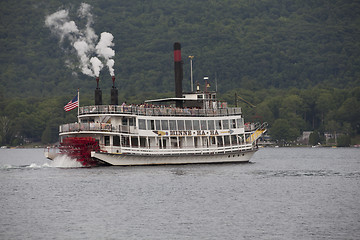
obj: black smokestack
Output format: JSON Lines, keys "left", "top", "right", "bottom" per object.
{"left": 95, "top": 77, "right": 102, "bottom": 105}
{"left": 111, "top": 76, "right": 118, "bottom": 105}
{"left": 174, "top": 42, "right": 183, "bottom": 108}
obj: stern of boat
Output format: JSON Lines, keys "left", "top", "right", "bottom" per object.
{"left": 58, "top": 137, "right": 103, "bottom": 166}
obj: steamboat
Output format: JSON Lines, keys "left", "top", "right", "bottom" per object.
{"left": 46, "top": 43, "right": 267, "bottom": 166}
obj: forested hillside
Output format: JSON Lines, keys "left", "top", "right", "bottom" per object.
{"left": 1, "top": 0, "right": 360, "bottom": 96}
{"left": 0, "top": 0, "right": 359, "bottom": 145}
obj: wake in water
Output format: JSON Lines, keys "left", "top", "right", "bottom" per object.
{"left": 47, "top": 154, "right": 84, "bottom": 168}
{"left": 1, "top": 154, "right": 83, "bottom": 169}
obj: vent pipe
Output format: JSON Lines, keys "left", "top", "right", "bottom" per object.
{"left": 110, "top": 76, "right": 118, "bottom": 105}
{"left": 95, "top": 77, "right": 102, "bottom": 105}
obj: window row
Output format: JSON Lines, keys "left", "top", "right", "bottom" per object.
{"left": 104, "top": 134, "right": 246, "bottom": 148}
{"left": 138, "top": 118, "right": 244, "bottom": 131}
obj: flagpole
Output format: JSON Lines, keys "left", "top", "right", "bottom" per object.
{"left": 77, "top": 88, "right": 80, "bottom": 123}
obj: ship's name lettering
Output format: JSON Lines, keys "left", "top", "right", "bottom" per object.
{"left": 196, "top": 130, "right": 219, "bottom": 136}
{"left": 169, "top": 130, "right": 219, "bottom": 136}
{"left": 170, "top": 130, "right": 192, "bottom": 136}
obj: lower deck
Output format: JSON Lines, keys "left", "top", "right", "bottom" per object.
{"left": 91, "top": 149, "right": 256, "bottom": 166}
{"left": 60, "top": 131, "right": 257, "bottom": 156}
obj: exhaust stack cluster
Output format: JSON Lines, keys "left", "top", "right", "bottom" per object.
{"left": 94, "top": 76, "right": 118, "bottom": 105}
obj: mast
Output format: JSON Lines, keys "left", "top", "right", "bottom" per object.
{"left": 189, "top": 55, "right": 194, "bottom": 92}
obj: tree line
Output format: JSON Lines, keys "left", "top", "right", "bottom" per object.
{"left": 0, "top": 86, "right": 358, "bottom": 146}
{"left": 1, "top": 0, "right": 359, "bottom": 145}
{"left": 223, "top": 86, "right": 360, "bottom": 146}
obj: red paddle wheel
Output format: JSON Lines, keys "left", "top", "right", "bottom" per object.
{"left": 59, "top": 137, "right": 101, "bottom": 166}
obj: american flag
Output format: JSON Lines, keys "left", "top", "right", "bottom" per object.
{"left": 64, "top": 94, "right": 79, "bottom": 112}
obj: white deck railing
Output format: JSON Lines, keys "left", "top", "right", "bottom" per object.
{"left": 59, "top": 122, "right": 265, "bottom": 135}
{"left": 79, "top": 105, "right": 242, "bottom": 117}
{"left": 59, "top": 122, "right": 131, "bottom": 134}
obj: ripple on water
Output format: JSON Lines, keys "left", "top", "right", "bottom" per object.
{"left": 251, "top": 169, "right": 360, "bottom": 178}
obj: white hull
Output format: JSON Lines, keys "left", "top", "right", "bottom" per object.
{"left": 91, "top": 150, "right": 256, "bottom": 166}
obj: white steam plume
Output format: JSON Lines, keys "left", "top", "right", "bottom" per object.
{"left": 96, "top": 32, "right": 115, "bottom": 76}
{"left": 73, "top": 40, "right": 94, "bottom": 76}
{"left": 90, "top": 57, "right": 104, "bottom": 77}
{"left": 45, "top": 9, "right": 79, "bottom": 42}
{"left": 45, "top": 3, "right": 115, "bottom": 78}
{"left": 106, "top": 59, "right": 115, "bottom": 76}
{"left": 45, "top": 7, "right": 96, "bottom": 77}
{"left": 78, "top": 3, "right": 97, "bottom": 50}
{"left": 74, "top": 2, "right": 99, "bottom": 76}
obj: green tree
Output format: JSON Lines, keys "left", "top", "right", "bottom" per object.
{"left": 309, "top": 131, "right": 321, "bottom": 146}
{"left": 337, "top": 135, "right": 351, "bottom": 147}
{"left": 270, "top": 119, "right": 299, "bottom": 144}
{"left": 0, "top": 116, "right": 12, "bottom": 145}
{"left": 337, "top": 97, "right": 360, "bottom": 135}
{"left": 316, "top": 91, "right": 335, "bottom": 126}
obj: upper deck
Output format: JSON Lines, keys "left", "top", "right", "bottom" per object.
{"left": 79, "top": 105, "right": 242, "bottom": 117}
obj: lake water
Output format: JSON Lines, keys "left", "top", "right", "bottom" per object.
{"left": 0, "top": 147, "right": 359, "bottom": 240}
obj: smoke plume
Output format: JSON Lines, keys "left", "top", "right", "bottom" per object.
{"left": 45, "top": 3, "right": 115, "bottom": 77}
{"left": 90, "top": 57, "right": 103, "bottom": 77}
{"left": 96, "top": 32, "right": 115, "bottom": 76}
{"left": 45, "top": 9, "right": 79, "bottom": 42}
